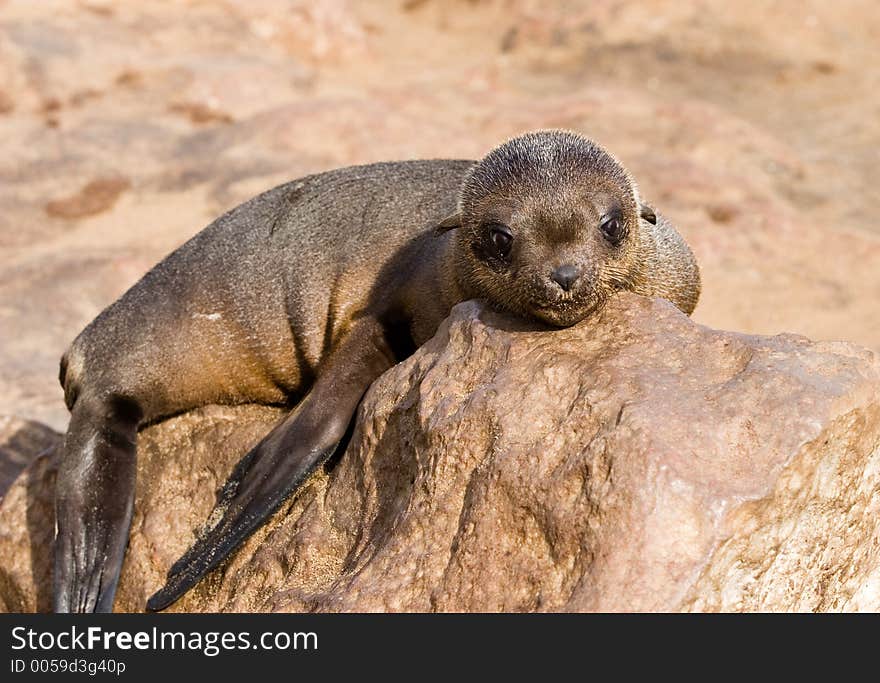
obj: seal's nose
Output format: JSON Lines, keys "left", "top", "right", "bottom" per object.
{"left": 550, "top": 264, "right": 581, "bottom": 291}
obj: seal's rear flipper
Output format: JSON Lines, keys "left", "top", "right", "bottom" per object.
{"left": 146, "top": 316, "right": 396, "bottom": 611}
{"left": 54, "top": 395, "right": 141, "bottom": 613}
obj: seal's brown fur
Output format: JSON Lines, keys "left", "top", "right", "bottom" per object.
{"left": 55, "top": 130, "right": 700, "bottom": 612}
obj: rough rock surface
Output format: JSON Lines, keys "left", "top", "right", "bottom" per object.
{"left": 1, "top": 294, "right": 878, "bottom": 613}
{"left": 0, "top": 417, "right": 60, "bottom": 499}
{"left": 2, "top": 0, "right": 880, "bottom": 431}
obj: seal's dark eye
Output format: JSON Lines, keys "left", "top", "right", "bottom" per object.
{"left": 489, "top": 224, "right": 513, "bottom": 258}
{"left": 600, "top": 215, "right": 625, "bottom": 245}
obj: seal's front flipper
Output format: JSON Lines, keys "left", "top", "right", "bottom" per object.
{"left": 146, "top": 316, "right": 396, "bottom": 612}
{"left": 54, "top": 395, "right": 141, "bottom": 613}
{"left": 146, "top": 410, "right": 338, "bottom": 612}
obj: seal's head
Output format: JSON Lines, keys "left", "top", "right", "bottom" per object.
{"left": 441, "top": 130, "right": 650, "bottom": 327}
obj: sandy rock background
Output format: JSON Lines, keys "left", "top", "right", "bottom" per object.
{"left": 1, "top": 1, "right": 880, "bottom": 612}
{"left": 0, "top": 0, "right": 879, "bottom": 431}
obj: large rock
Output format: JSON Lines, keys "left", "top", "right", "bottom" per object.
{"left": 1, "top": 294, "right": 879, "bottom": 612}
{"left": 3, "top": 1, "right": 880, "bottom": 431}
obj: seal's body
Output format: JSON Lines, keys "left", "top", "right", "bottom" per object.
{"left": 53, "top": 131, "right": 700, "bottom": 612}
{"left": 60, "top": 160, "right": 469, "bottom": 421}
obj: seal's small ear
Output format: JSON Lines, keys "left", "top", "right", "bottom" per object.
{"left": 434, "top": 212, "right": 462, "bottom": 234}
{"left": 639, "top": 203, "right": 657, "bottom": 225}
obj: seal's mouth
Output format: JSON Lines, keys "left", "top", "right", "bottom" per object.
{"left": 529, "top": 298, "right": 603, "bottom": 328}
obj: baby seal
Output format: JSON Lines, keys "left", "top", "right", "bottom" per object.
{"left": 52, "top": 130, "right": 700, "bottom": 612}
